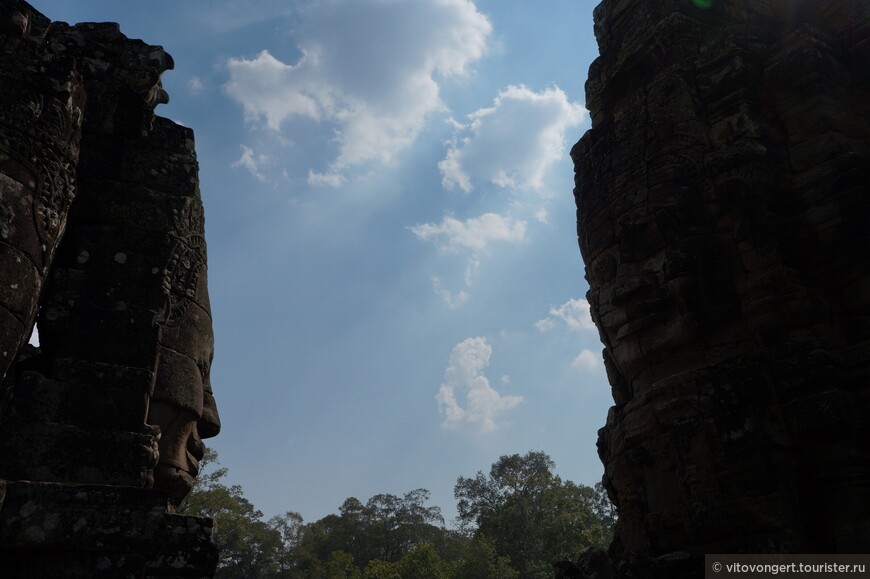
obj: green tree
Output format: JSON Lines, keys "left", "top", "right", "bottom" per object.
{"left": 181, "top": 449, "right": 613, "bottom": 578}
{"left": 363, "top": 543, "right": 452, "bottom": 579}
{"left": 179, "top": 449, "right": 298, "bottom": 578}
{"left": 452, "top": 536, "right": 518, "bottom": 579}
{"left": 300, "top": 489, "right": 445, "bottom": 569}
{"left": 304, "top": 551, "right": 362, "bottom": 579}
{"left": 592, "top": 481, "right": 617, "bottom": 546}
{"left": 366, "top": 490, "right": 445, "bottom": 561}
{"left": 454, "top": 451, "right": 610, "bottom": 578}
{"left": 362, "top": 558, "right": 402, "bottom": 579}
{"left": 266, "top": 511, "right": 308, "bottom": 575}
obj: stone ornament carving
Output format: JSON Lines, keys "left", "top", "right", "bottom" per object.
{"left": 0, "top": 3, "right": 84, "bottom": 383}
{"left": 161, "top": 197, "right": 207, "bottom": 327}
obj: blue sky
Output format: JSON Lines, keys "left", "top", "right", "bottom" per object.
{"left": 36, "top": 0, "right": 605, "bottom": 525}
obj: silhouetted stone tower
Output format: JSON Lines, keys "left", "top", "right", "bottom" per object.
{"left": 0, "top": 1, "right": 220, "bottom": 575}
{"left": 573, "top": 0, "right": 869, "bottom": 571}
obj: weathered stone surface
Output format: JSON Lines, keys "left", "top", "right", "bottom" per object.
{"left": 0, "top": 0, "right": 84, "bottom": 384}
{"left": 0, "top": 481, "right": 217, "bottom": 577}
{"left": 573, "top": 0, "right": 870, "bottom": 570}
{"left": 573, "top": 547, "right": 699, "bottom": 579}
{"left": 0, "top": 1, "right": 220, "bottom": 575}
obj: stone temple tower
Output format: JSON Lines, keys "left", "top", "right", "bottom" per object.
{"left": 0, "top": 1, "right": 220, "bottom": 575}
{"left": 573, "top": 0, "right": 869, "bottom": 571}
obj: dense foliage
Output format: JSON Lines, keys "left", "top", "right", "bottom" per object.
{"left": 455, "top": 451, "right": 614, "bottom": 578}
{"left": 181, "top": 449, "right": 615, "bottom": 578}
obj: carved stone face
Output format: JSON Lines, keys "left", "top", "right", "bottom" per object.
{"left": 146, "top": 197, "right": 220, "bottom": 505}
{"left": 587, "top": 180, "right": 750, "bottom": 393}
{"left": 148, "top": 294, "right": 220, "bottom": 505}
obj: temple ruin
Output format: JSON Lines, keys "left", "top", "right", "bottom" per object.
{"left": 573, "top": 0, "right": 869, "bottom": 574}
{"left": 2, "top": 0, "right": 869, "bottom": 576}
{"left": 0, "top": 1, "right": 219, "bottom": 575}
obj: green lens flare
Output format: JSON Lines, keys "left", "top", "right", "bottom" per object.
{"left": 691, "top": 0, "right": 714, "bottom": 8}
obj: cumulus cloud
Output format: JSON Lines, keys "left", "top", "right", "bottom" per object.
{"left": 436, "top": 337, "right": 522, "bottom": 433}
{"left": 572, "top": 349, "right": 599, "bottom": 371}
{"left": 536, "top": 298, "right": 596, "bottom": 333}
{"left": 439, "top": 84, "right": 586, "bottom": 192}
{"left": 231, "top": 145, "right": 270, "bottom": 182}
{"left": 409, "top": 213, "right": 526, "bottom": 254}
{"left": 225, "top": 0, "right": 491, "bottom": 179}
{"left": 534, "top": 317, "right": 556, "bottom": 333}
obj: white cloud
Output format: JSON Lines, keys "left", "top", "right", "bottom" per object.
{"left": 231, "top": 145, "right": 269, "bottom": 182}
{"left": 536, "top": 298, "right": 596, "bottom": 333}
{"left": 534, "top": 318, "right": 557, "bottom": 333}
{"left": 307, "top": 170, "right": 345, "bottom": 188}
{"left": 409, "top": 213, "right": 526, "bottom": 254}
{"left": 412, "top": 213, "right": 524, "bottom": 307}
{"left": 188, "top": 76, "right": 204, "bottom": 95}
{"left": 432, "top": 276, "right": 469, "bottom": 309}
{"left": 436, "top": 337, "right": 522, "bottom": 433}
{"left": 572, "top": 349, "right": 599, "bottom": 371}
{"left": 225, "top": 0, "right": 491, "bottom": 179}
{"left": 439, "top": 84, "right": 586, "bottom": 192}
{"left": 534, "top": 207, "right": 549, "bottom": 224}
{"left": 464, "top": 258, "right": 480, "bottom": 287}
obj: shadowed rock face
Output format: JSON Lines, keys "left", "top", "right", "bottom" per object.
{"left": 0, "top": 11, "right": 220, "bottom": 504}
{"left": 0, "top": 1, "right": 219, "bottom": 574}
{"left": 0, "top": 2, "right": 83, "bottom": 386}
{"left": 573, "top": 0, "right": 869, "bottom": 561}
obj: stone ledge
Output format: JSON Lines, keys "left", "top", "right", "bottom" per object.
{"left": 0, "top": 480, "right": 217, "bottom": 577}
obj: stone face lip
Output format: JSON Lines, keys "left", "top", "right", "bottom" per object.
{"left": 573, "top": 0, "right": 870, "bottom": 571}
{"left": 0, "top": 0, "right": 219, "bottom": 575}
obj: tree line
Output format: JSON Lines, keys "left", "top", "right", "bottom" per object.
{"left": 179, "top": 449, "right": 616, "bottom": 578}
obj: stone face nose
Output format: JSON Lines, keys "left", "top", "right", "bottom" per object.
{"left": 574, "top": 0, "right": 870, "bottom": 565}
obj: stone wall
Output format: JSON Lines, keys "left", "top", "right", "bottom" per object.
{"left": 0, "top": 1, "right": 219, "bottom": 575}
{"left": 572, "top": 0, "right": 869, "bottom": 570}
